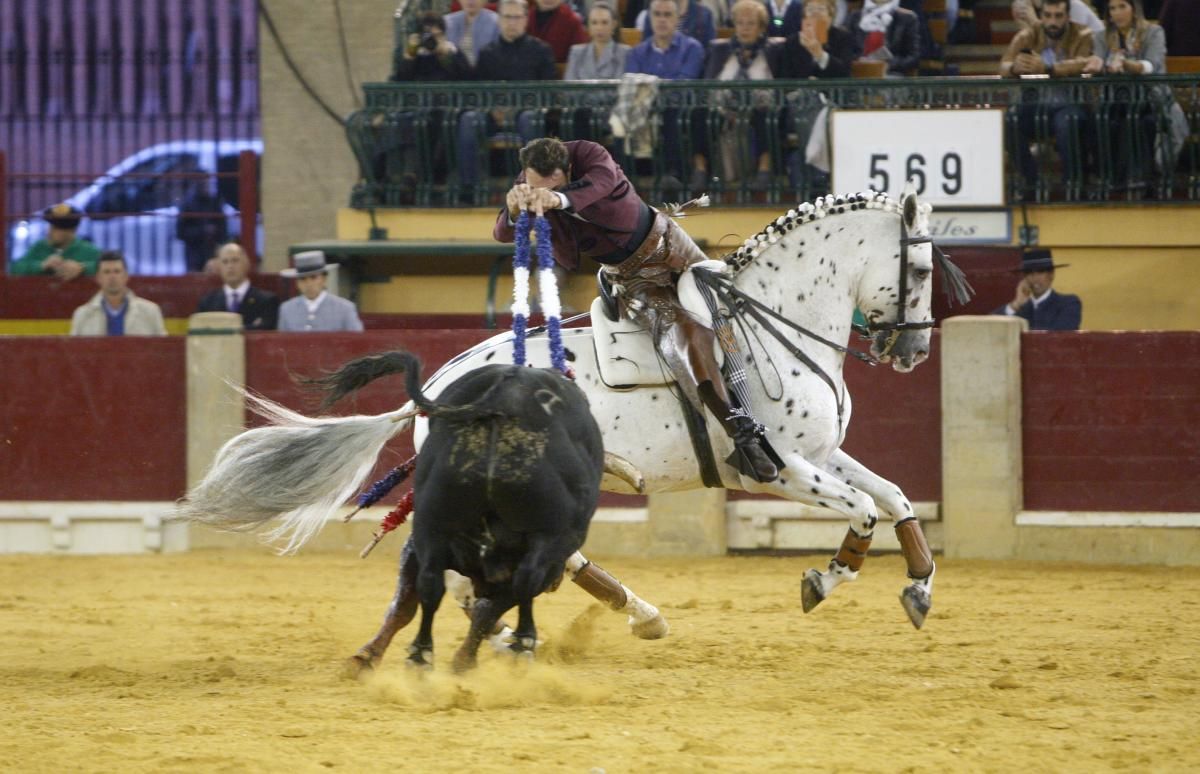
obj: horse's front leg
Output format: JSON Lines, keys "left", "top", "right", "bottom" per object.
{"left": 822, "top": 449, "right": 935, "bottom": 629}
{"left": 346, "top": 535, "right": 420, "bottom": 678}
{"left": 769, "top": 455, "right": 882, "bottom": 614}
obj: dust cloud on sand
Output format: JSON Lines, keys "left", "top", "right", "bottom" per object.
{"left": 1, "top": 551, "right": 1198, "bottom": 772}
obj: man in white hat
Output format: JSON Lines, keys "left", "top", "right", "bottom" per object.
{"left": 278, "top": 251, "right": 364, "bottom": 332}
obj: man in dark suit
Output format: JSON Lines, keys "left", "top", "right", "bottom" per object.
{"left": 993, "top": 248, "right": 1082, "bottom": 330}
{"left": 196, "top": 242, "right": 279, "bottom": 330}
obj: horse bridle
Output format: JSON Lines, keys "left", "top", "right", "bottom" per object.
{"left": 852, "top": 215, "right": 937, "bottom": 359}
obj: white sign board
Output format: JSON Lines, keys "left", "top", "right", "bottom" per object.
{"left": 928, "top": 210, "right": 1011, "bottom": 244}
{"left": 831, "top": 110, "right": 1005, "bottom": 207}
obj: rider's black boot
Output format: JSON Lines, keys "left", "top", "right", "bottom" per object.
{"left": 725, "top": 414, "right": 779, "bottom": 483}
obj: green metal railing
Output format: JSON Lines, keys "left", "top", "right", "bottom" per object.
{"left": 346, "top": 76, "right": 1200, "bottom": 208}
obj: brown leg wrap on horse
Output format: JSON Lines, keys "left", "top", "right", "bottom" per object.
{"left": 833, "top": 528, "right": 873, "bottom": 572}
{"left": 895, "top": 518, "right": 934, "bottom": 580}
{"left": 571, "top": 561, "right": 629, "bottom": 611}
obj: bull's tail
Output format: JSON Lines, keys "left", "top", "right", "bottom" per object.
{"left": 176, "top": 389, "right": 417, "bottom": 554}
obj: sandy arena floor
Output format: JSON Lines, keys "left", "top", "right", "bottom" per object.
{"left": 1, "top": 549, "right": 1198, "bottom": 773}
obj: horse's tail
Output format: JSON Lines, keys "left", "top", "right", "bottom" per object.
{"left": 176, "top": 388, "right": 418, "bottom": 554}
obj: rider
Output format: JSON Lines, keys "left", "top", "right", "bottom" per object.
{"left": 494, "top": 137, "right": 778, "bottom": 482}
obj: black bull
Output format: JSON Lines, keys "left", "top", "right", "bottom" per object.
{"left": 352, "top": 353, "right": 605, "bottom": 672}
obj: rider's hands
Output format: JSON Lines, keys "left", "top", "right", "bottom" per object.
{"left": 506, "top": 184, "right": 562, "bottom": 219}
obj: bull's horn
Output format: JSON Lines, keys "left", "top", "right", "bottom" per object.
{"left": 603, "top": 451, "right": 645, "bottom": 494}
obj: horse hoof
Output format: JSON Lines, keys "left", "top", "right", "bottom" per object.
{"left": 341, "top": 653, "right": 376, "bottom": 681}
{"left": 801, "top": 569, "right": 825, "bottom": 613}
{"left": 630, "top": 613, "right": 670, "bottom": 640}
{"left": 900, "top": 585, "right": 931, "bottom": 629}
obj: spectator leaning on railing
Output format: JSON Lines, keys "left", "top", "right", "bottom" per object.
{"left": 845, "top": 0, "right": 921, "bottom": 77}
{"left": 10, "top": 204, "right": 101, "bottom": 280}
{"left": 1001, "top": 0, "right": 1100, "bottom": 195}
{"left": 456, "top": 0, "right": 558, "bottom": 203}
{"left": 69, "top": 251, "right": 166, "bottom": 336}
{"left": 624, "top": 0, "right": 706, "bottom": 195}
{"left": 694, "top": 0, "right": 786, "bottom": 192}
{"left": 1093, "top": 0, "right": 1168, "bottom": 185}
{"left": 445, "top": 0, "right": 501, "bottom": 66}
{"left": 529, "top": 0, "right": 591, "bottom": 63}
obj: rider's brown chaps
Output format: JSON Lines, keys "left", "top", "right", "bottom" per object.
{"left": 607, "top": 212, "right": 778, "bottom": 483}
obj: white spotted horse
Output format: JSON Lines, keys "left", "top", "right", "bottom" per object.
{"left": 180, "top": 185, "right": 970, "bottom": 636}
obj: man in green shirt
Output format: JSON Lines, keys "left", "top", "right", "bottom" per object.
{"left": 9, "top": 204, "right": 102, "bottom": 279}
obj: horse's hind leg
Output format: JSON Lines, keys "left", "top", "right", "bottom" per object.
{"left": 346, "top": 535, "right": 420, "bottom": 677}
{"left": 566, "top": 552, "right": 669, "bottom": 639}
{"left": 822, "top": 449, "right": 935, "bottom": 629}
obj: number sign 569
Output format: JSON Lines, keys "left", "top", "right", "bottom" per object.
{"left": 868, "top": 152, "right": 962, "bottom": 196}
{"left": 832, "top": 110, "right": 1004, "bottom": 207}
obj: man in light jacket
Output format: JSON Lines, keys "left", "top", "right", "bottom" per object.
{"left": 70, "top": 251, "right": 167, "bottom": 336}
{"left": 278, "top": 251, "right": 364, "bottom": 332}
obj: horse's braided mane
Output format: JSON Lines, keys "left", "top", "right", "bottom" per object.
{"left": 722, "top": 191, "right": 903, "bottom": 275}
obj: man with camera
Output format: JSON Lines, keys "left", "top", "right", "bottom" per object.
{"left": 1000, "top": 0, "right": 1101, "bottom": 198}
{"left": 387, "top": 12, "right": 472, "bottom": 203}
{"left": 391, "top": 11, "right": 472, "bottom": 82}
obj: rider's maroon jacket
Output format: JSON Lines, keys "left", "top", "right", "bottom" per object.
{"left": 493, "top": 140, "right": 647, "bottom": 271}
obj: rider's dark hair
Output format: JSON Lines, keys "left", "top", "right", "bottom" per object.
{"left": 519, "top": 138, "right": 570, "bottom": 177}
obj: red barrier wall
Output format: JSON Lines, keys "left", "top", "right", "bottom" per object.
{"left": 0, "top": 338, "right": 186, "bottom": 500}
{"left": 1022, "top": 332, "right": 1200, "bottom": 512}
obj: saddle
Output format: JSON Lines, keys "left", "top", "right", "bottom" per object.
{"left": 590, "top": 260, "right": 728, "bottom": 389}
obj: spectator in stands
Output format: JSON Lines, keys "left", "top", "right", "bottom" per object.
{"left": 457, "top": 0, "right": 558, "bottom": 204}
{"left": 637, "top": 0, "right": 717, "bottom": 46}
{"left": 529, "top": 0, "right": 591, "bottom": 62}
{"left": 390, "top": 12, "right": 473, "bottom": 200}
{"left": 1001, "top": 0, "right": 1100, "bottom": 196}
{"left": 778, "top": 0, "right": 855, "bottom": 78}
{"left": 69, "top": 251, "right": 166, "bottom": 336}
{"left": 1159, "top": 0, "right": 1200, "bottom": 55}
{"left": 445, "top": 0, "right": 501, "bottom": 66}
{"left": 846, "top": 0, "right": 921, "bottom": 76}
{"left": 278, "top": 252, "right": 364, "bottom": 332}
{"left": 770, "top": 0, "right": 804, "bottom": 36}
{"left": 1012, "top": 0, "right": 1103, "bottom": 37}
{"left": 565, "top": 3, "right": 631, "bottom": 78}
{"left": 196, "top": 242, "right": 279, "bottom": 330}
{"left": 693, "top": 0, "right": 786, "bottom": 192}
{"left": 10, "top": 204, "right": 101, "bottom": 280}
{"left": 993, "top": 248, "right": 1082, "bottom": 330}
{"left": 626, "top": 0, "right": 706, "bottom": 194}
{"left": 1094, "top": 0, "right": 1167, "bottom": 186}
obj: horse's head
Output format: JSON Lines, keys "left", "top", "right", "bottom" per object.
{"left": 858, "top": 183, "right": 934, "bottom": 373}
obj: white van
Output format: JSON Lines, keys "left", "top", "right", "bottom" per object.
{"left": 7, "top": 139, "right": 263, "bottom": 275}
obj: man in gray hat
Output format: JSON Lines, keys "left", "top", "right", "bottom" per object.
{"left": 278, "top": 251, "right": 364, "bottom": 332}
{"left": 994, "top": 248, "right": 1082, "bottom": 330}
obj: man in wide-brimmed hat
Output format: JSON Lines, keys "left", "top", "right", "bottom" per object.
{"left": 994, "top": 248, "right": 1082, "bottom": 330}
{"left": 277, "top": 251, "right": 363, "bottom": 332}
{"left": 10, "top": 203, "right": 102, "bottom": 279}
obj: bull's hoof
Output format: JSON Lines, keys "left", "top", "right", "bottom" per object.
{"left": 900, "top": 585, "right": 931, "bottom": 630}
{"left": 341, "top": 653, "right": 377, "bottom": 680}
{"left": 800, "top": 569, "right": 825, "bottom": 613}
{"left": 630, "top": 613, "right": 670, "bottom": 640}
{"left": 405, "top": 645, "right": 434, "bottom": 670}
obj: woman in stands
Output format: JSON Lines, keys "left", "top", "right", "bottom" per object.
{"left": 1093, "top": 0, "right": 1167, "bottom": 188}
